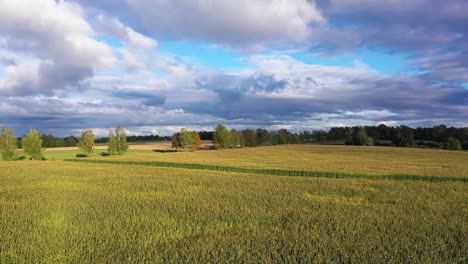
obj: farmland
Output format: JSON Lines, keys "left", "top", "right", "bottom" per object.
{"left": 1, "top": 144, "right": 467, "bottom": 262}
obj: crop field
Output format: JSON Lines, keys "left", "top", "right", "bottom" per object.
{"left": 1, "top": 145, "right": 467, "bottom": 262}
{"left": 87, "top": 144, "right": 468, "bottom": 178}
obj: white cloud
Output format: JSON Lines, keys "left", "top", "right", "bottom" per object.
{"left": 0, "top": 0, "right": 115, "bottom": 95}
{"left": 80, "top": 0, "right": 325, "bottom": 48}
{"left": 95, "top": 14, "right": 157, "bottom": 50}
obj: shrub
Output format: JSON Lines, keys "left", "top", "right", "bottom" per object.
{"left": 445, "top": 139, "right": 462, "bottom": 151}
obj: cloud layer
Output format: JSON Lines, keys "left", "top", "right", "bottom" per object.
{"left": 0, "top": 0, "right": 466, "bottom": 136}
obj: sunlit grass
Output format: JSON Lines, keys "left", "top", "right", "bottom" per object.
{"left": 1, "top": 161, "right": 467, "bottom": 262}
{"left": 86, "top": 145, "right": 468, "bottom": 177}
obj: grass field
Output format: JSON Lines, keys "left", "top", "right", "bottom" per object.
{"left": 1, "top": 145, "right": 467, "bottom": 262}
{"left": 83, "top": 144, "right": 468, "bottom": 178}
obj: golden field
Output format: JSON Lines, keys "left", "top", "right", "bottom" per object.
{"left": 2, "top": 144, "right": 467, "bottom": 262}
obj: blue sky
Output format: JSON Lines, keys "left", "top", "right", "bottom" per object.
{"left": 0, "top": 0, "right": 467, "bottom": 136}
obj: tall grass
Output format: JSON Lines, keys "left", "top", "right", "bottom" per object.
{"left": 65, "top": 159, "right": 468, "bottom": 182}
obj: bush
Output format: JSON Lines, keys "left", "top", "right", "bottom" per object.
{"left": 416, "top": 141, "right": 442, "bottom": 149}
{"left": 445, "top": 139, "right": 462, "bottom": 151}
{"left": 76, "top": 154, "right": 88, "bottom": 158}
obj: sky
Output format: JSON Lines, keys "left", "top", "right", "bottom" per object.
{"left": 0, "top": 0, "right": 467, "bottom": 137}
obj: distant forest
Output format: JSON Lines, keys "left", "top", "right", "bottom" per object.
{"left": 12, "top": 124, "right": 468, "bottom": 151}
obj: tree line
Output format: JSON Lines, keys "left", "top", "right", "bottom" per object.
{"left": 303, "top": 124, "right": 467, "bottom": 150}
{"left": 1, "top": 123, "right": 466, "bottom": 160}
{"left": 0, "top": 126, "right": 129, "bottom": 161}
{"left": 171, "top": 124, "right": 302, "bottom": 151}
{"left": 171, "top": 124, "right": 467, "bottom": 151}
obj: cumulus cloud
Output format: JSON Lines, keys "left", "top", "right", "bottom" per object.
{"left": 180, "top": 55, "right": 468, "bottom": 126}
{"left": 79, "top": 0, "right": 325, "bottom": 48}
{"left": 0, "top": 0, "right": 467, "bottom": 136}
{"left": 0, "top": 0, "right": 115, "bottom": 96}
{"left": 94, "top": 14, "right": 157, "bottom": 50}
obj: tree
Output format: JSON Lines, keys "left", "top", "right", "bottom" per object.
{"left": 230, "top": 129, "right": 243, "bottom": 148}
{"left": 191, "top": 131, "right": 202, "bottom": 151}
{"left": 41, "top": 134, "right": 65, "bottom": 148}
{"left": 79, "top": 130, "right": 95, "bottom": 156}
{"left": 213, "top": 124, "right": 231, "bottom": 149}
{"left": 312, "top": 130, "right": 328, "bottom": 142}
{"left": 328, "top": 127, "right": 346, "bottom": 141}
{"left": 22, "top": 129, "right": 45, "bottom": 160}
{"left": 64, "top": 136, "right": 78, "bottom": 147}
{"left": 108, "top": 130, "right": 118, "bottom": 155}
{"left": 171, "top": 129, "right": 193, "bottom": 151}
{"left": 115, "top": 126, "right": 128, "bottom": 155}
{"left": 432, "top": 125, "right": 447, "bottom": 142}
{"left": 0, "top": 126, "right": 17, "bottom": 160}
{"left": 257, "top": 129, "right": 272, "bottom": 145}
{"left": 353, "top": 127, "right": 369, "bottom": 146}
{"left": 179, "top": 128, "right": 192, "bottom": 151}
{"left": 395, "top": 125, "right": 415, "bottom": 147}
{"left": 345, "top": 127, "right": 372, "bottom": 146}
{"left": 446, "top": 138, "right": 462, "bottom": 151}
{"left": 171, "top": 132, "right": 181, "bottom": 150}
{"left": 277, "top": 129, "right": 289, "bottom": 144}
{"left": 242, "top": 129, "right": 258, "bottom": 147}
{"left": 344, "top": 127, "right": 354, "bottom": 145}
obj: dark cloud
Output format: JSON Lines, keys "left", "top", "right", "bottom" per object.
{"left": 110, "top": 90, "right": 167, "bottom": 107}
{"left": 177, "top": 58, "right": 468, "bottom": 127}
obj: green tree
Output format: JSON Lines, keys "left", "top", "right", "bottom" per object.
{"left": 432, "top": 124, "right": 447, "bottom": 142}
{"left": 345, "top": 127, "right": 372, "bottom": 146}
{"left": 115, "top": 126, "right": 128, "bottom": 155}
{"left": 0, "top": 126, "right": 17, "bottom": 160}
{"left": 230, "top": 129, "right": 241, "bottom": 148}
{"left": 277, "top": 129, "right": 289, "bottom": 144}
{"left": 16, "top": 138, "right": 22, "bottom": 149}
{"left": 171, "top": 132, "right": 181, "bottom": 150}
{"left": 344, "top": 127, "right": 354, "bottom": 145}
{"left": 22, "top": 129, "right": 45, "bottom": 160}
{"left": 242, "top": 129, "right": 258, "bottom": 147}
{"left": 108, "top": 130, "right": 118, "bottom": 155}
{"left": 213, "top": 124, "right": 231, "bottom": 149}
{"left": 64, "top": 136, "right": 78, "bottom": 147}
{"left": 312, "top": 130, "right": 328, "bottom": 142}
{"left": 171, "top": 129, "right": 193, "bottom": 151}
{"left": 179, "top": 128, "right": 193, "bottom": 151}
{"left": 257, "top": 129, "right": 272, "bottom": 145}
{"left": 79, "top": 130, "right": 95, "bottom": 156}
{"left": 446, "top": 138, "right": 462, "bottom": 151}
{"left": 353, "top": 127, "right": 369, "bottom": 146}
{"left": 395, "top": 125, "right": 415, "bottom": 147}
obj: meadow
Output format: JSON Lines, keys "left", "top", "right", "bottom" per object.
{"left": 1, "top": 144, "right": 467, "bottom": 262}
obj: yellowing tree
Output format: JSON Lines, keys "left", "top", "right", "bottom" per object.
{"left": 191, "top": 131, "right": 202, "bottom": 151}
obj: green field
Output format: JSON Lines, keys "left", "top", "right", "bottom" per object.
{"left": 1, "top": 145, "right": 467, "bottom": 262}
